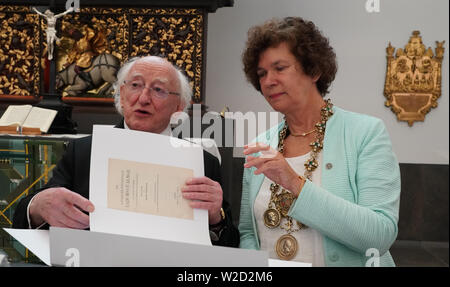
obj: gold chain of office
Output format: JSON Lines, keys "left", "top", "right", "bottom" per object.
{"left": 263, "top": 99, "right": 334, "bottom": 260}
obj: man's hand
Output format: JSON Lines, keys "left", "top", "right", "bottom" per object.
{"left": 29, "top": 187, "right": 95, "bottom": 229}
{"left": 181, "top": 177, "right": 223, "bottom": 225}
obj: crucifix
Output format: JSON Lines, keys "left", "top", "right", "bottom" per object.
{"left": 32, "top": 6, "right": 74, "bottom": 60}
{"left": 34, "top": 0, "right": 77, "bottom": 134}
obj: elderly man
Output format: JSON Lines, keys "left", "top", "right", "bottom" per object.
{"left": 13, "top": 56, "right": 239, "bottom": 247}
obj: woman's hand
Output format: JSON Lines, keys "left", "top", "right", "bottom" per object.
{"left": 243, "top": 143, "right": 304, "bottom": 197}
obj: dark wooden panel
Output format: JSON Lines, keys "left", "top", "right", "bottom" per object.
{"left": 398, "top": 163, "right": 449, "bottom": 241}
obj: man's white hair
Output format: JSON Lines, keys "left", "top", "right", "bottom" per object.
{"left": 113, "top": 56, "right": 192, "bottom": 115}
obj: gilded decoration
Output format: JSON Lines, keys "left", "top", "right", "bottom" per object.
{"left": 1, "top": 6, "right": 205, "bottom": 104}
{"left": 129, "top": 8, "right": 204, "bottom": 103}
{"left": 0, "top": 6, "right": 40, "bottom": 98}
{"left": 56, "top": 7, "right": 204, "bottom": 103}
{"left": 384, "top": 31, "right": 445, "bottom": 126}
{"left": 55, "top": 8, "right": 127, "bottom": 99}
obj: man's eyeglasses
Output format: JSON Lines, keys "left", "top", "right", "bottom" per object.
{"left": 123, "top": 80, "right": 180, "bottom": 99}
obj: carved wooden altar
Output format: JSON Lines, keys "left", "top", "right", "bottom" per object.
{"left": 0, "top": 0, "right": 233, "bottom": 106}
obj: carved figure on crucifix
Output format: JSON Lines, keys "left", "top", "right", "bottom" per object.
{"left": 33, "top": 7, "right": 74, "bottom": 60}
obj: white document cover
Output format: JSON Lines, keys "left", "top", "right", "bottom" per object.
{"left": 3, "top": 228, "right": 51, "bottom": 266}
{"left": 89, "top": 125, "right": 211, "bottom": 245}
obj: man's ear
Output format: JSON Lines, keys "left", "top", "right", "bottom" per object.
{"left": 177, "top": 98, "right": 186, "bottom": 112}
{"left": 119, "top": 85, "right": 125, "bottom": 100}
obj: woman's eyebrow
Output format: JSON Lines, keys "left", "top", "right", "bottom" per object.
{"left": 258, "top": 60, "right": 289, "bottom": 70}
{"left": 271, "top": 60, "right": 290, "bottom": 67}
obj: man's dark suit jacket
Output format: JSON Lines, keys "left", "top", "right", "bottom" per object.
{"left": 13, "top": 122, "right": 239, "bottom": 247}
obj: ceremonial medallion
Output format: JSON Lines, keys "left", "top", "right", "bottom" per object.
{"left": 275, "top": 234, "right": 298, "bottom": 260}
{"left": 265, "top": 100, "right": 334, "bottom": 260}
{"left": 275, "top": 189, "right": 295, "bottom": 217}
{"left": 263, "top": 208, "right": 281, "bottom": 228}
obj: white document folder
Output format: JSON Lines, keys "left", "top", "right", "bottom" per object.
{"left": 89, "top": 125, "right": 211, "bottom": 245}
{"left": 2, "top": 228, "right": 310, "bottom": 266}
{"left": 3, "top": 227, "right": 269, "bottom": 267}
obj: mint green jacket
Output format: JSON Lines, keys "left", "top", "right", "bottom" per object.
{"left": 239, "top": 107, "right": 401, "bottom": 266}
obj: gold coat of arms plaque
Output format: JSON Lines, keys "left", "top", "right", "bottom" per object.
{"left": 384, "top": 31, "right": 445, "bottom": 126}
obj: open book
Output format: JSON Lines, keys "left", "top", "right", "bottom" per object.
{"left": 0, "top": 105, "right": 57, "bottom": 135}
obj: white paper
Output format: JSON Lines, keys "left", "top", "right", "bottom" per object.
{"left": 3, "top": 228, "right": 50, "bottom": 266}
{"left": 89, "top": 125, "right": 211, "bottom": 245}
{"left": 268, "top": 258, "right": 312, "bottom": 267}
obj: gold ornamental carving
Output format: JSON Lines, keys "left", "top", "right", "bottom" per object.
{"left": 1, "top": 6, "right": 206, "bottom": 104}
{"left": 128, "top": 8, "right": 204, "bottom": 103}
{"left": 55, "top": 7, "right": 204, "bottom": 102}
{"left": 55, "top": 8, "right": 126, "bottom": 99}
{"left": 0, "top": 6, "right": 40, "bottom": 98}
{"left": 384, "top": 31, "right": 445, "bottom": 126}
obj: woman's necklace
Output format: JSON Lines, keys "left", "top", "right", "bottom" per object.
{"left": 263, "top": 99, "right": 334, "bottom": 260}
{"left": 289, "top": 129, "right": 316, "bottom": 137}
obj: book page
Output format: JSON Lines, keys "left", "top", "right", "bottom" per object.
{"left": 90, "top": 125, "right": 211, "bottom": 245}
{"left": 22, "top": 107, "right": 57, "bottom": 133}
{"left": 0, "top": 105, "right": 32, "bottom": 126}
{"left": 107, "top": 158, "right": 194, "bottom": 219}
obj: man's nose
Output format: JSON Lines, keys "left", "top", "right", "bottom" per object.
{"left": 137, "top": 87, "right": 153, "bottom": 104}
